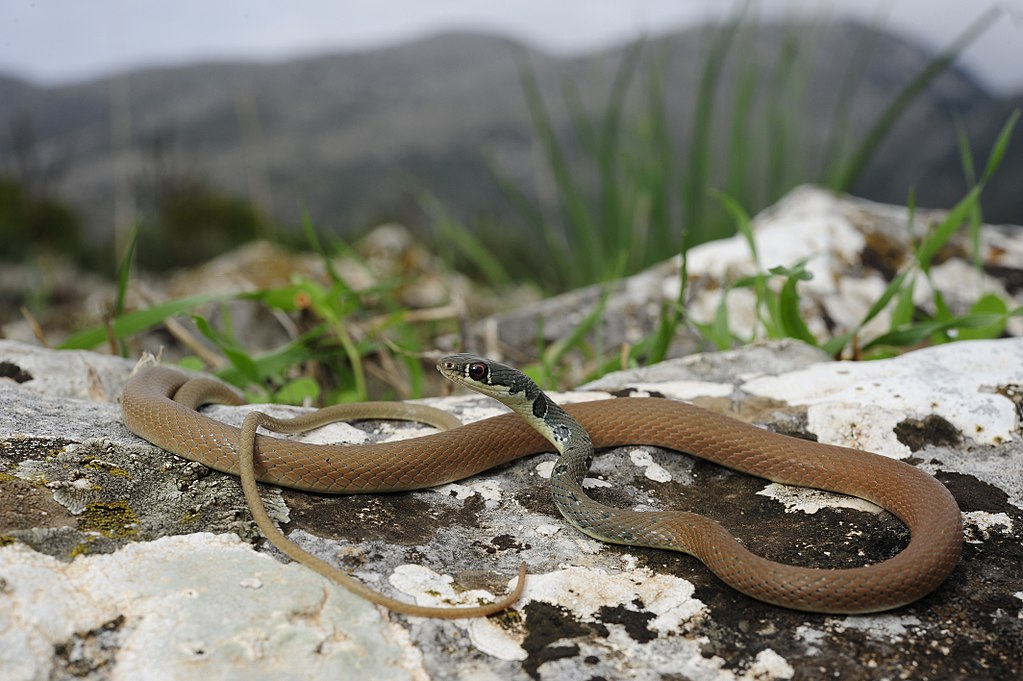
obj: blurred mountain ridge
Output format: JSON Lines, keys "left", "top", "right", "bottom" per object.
{"left": 1, "top": 19, "right": 1020, "bottom": 253}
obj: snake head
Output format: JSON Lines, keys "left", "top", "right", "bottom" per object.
{"left": 437, "top": 354, "right": 541, "bottom": 403}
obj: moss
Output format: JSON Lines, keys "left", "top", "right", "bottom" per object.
{"left": 0, "top": 535, "right": 16, "bottom": 547}
{"left": 0, "top": 472, "right": 17, "bottom": 484}
{"left": 69, "top": 542, "right": 92, "bottom": 558}
{"left": 79, "top": 501, "right": 140, "bottom": 539}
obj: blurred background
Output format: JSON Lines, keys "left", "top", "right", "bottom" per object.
{"left": 2, "top": 1, "right": 1020, "bottom": 277}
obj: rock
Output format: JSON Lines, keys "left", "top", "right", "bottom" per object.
{"left": 1, "top": 337, "right": 1021, "bottom": 680}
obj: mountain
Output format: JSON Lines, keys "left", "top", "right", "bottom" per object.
{"left": 1, "top": 21, "right": 1020, "bottom": 259}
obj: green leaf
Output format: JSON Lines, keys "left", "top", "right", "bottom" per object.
{"left": 821, "top": 331, "right": 854, "bottom": 358}
{"left": 777, "top": 270, "right": 816, "bottom": 345}
{"left": 932, "top": 289, "right": 954, "bottom": 322}
{"left": 192, "top": 315, "right": 262, "bottom": 386}
{"left": 864, "top": 312, "right": 1009, "bottom": 351}
{"left": 767, "top": 264, "right": 813, "bottom": 280}
{"left": 273, "top": 377, "right": 321, "bottom": 405}
{"left": 57, "top": 293, "right": 227, "bottom": 350}
{"left": 176, "top": 356, "right": 205, "bottom": 372}
{"left": 864, "top": 320, "right": 948, "bottom": 350}
{"left": 647, "top": 299, "right": 678, "bottom": 364}
{"left": 956, "top": 293, "right": 1008, "bottom": 340}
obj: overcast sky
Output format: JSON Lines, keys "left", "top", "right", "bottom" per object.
{"left": 2, "top": 1, "right": 1021, "bottom": 93}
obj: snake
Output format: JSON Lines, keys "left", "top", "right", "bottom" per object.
{"left": 121, "top": 355, "right": 963, "bottom": 617}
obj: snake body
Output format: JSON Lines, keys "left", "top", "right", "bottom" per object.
{"left": 122, "top": 358, "right": 963, "bottom": 614}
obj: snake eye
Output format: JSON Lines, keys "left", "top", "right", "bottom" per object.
{"left": 467, "top": 362, "right": 488, "bottom": 382}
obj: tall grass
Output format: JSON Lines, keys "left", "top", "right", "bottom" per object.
{"left": 453, "top": 5, "right": 1003, "bottom": 296}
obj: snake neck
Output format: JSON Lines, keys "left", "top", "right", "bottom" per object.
{"left": 486, "top": 375, "right": 599, "bottom": 521}
{"left": 488, "top": 376, "right": 592, "bottom": 462}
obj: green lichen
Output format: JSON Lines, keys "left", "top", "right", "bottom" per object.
{"left": 0, "top": 472, "right": 17, "bottom": 483}
{"left": 79, "top": 500, "right": 140, "bottom": 539}
{"left": 0, "top": 535, "right": 16, "bottom": 547}
{"left": 179, "top": 510, "right": 201, "bottom": 526}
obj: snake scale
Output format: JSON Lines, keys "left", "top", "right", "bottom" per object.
{"left": 121, "top": 355, "right": 963, "bottom": 616}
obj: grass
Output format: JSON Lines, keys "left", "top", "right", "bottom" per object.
{"left": 54, "top": 7, "right": 1021, "bottom": 399}
{"left": 58, "top": 219, "right": 460, "bottom": 404}
{"left": 695, "top": 110, "right": 1022, "bottom": 359}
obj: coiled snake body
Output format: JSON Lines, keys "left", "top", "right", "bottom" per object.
{"left": 121, "top": 355, "right": 963, "bottom": 616}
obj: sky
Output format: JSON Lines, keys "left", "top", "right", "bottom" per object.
{"left": 1, "top": 1, "right": 1021, "bottom": 94}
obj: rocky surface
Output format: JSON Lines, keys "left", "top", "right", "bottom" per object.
{"left": 1, "top": 337, "right": 1021, "bottom": 680}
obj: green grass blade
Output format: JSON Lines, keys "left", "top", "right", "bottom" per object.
{"left": 890, "top": 275, "right": 917, "bottom": 328}
{"left": 833, "top": 6, "right": 1001, "bottom": 190}
{"left": 979, "top": 108, "right": 1020, "bottom": 183}
{"left": 418, "top": 188, "right": 511, "bottom": 288}
{"left": 517, "top": 57, "right": 600, "bottom": 283}
{"left": 916, "top": 183, "right": 983, "bottom": 274}
{"left": 541, "top": 289, "right": 609, "bottom": 370}
{"left": 301, "top": 207, "right": 344, "bottom": 286}
{"left": 822, "top": 21, "right": 884, "bottom": 184}
{"left": 114, "top": 221, "right": 141, "bottom": 316}
{"left": 58, "top": 293, "right": 228, "bottom": 349}
{"left": 864, "top": 310, "right": 1016, "bottom": 351}
{"left": 193, "top": 314, "right": 263, "bottom": 386}
{"left": 683, "top": 5, "right": 746, "bottom": 245}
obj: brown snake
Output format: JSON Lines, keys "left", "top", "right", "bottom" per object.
{"left": 121, "top": 361, "right": 963, "bottom": 616}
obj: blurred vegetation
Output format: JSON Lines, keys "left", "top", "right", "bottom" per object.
{"left": 437, "top": 5, "right": 1005, "bottom": 293}
{"left": 138, "top": 177, "right": 270, "bottom": 271}
{"left": 0, "top": 175, "right": 83, "bottom": 261}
